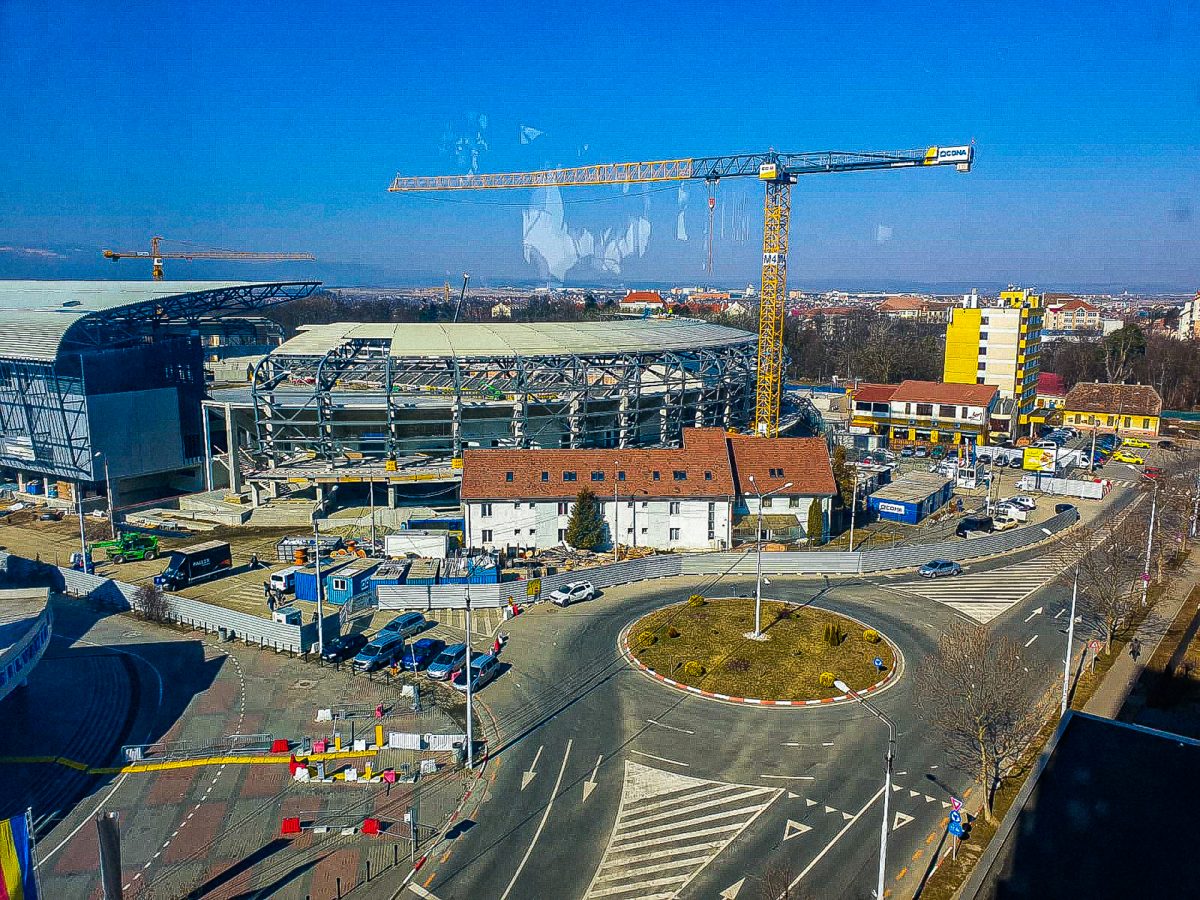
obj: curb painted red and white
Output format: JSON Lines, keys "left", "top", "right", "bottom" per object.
{"left": 618, "top": 603, "right": 904, "bottom": 708}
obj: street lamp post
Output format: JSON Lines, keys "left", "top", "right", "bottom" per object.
{"left": 834, "top": 679, "right": 896, "bottom": 900}
{"left": 613, "top": 461, "right": 620, "bottom": 563}
{"left": 95, "top": 452, "right": 116, "bottom": 540}
{"left": 1061, "top": 566, "right": 1079, "bottom": 715}
{"left": 747, "top": 475, "right": 793, "bottom": 640}
{"left": 847, "top": 473, "right": 860, "bottom": 553}
{"left": 1141, "top": 479, "right": 1158, "bottom": 607}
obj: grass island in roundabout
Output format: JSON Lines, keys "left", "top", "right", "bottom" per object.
{"left": 625, "top": 596, "right": 897, "bottom": 703}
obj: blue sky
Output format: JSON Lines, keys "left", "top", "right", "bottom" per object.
{"left": 1, "top": 0, "right": 1197, "bottom": 290}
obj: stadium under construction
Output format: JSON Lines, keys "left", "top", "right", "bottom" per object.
{"left": 206, "top": 318, "right": 759, "bottom": 506}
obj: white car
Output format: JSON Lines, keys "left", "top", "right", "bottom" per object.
{"left": 1001, "top": 495, "right": 1037, "bottom": 511}
{"left": 994, "top": 502, "right": 1028, "bottom": 522}
{"left": 550, "top": 580, "right": 596, "bottom": 607}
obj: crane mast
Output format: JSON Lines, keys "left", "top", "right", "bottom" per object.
{"left": 389, "top": 145, "right": 972, "bottom": 436}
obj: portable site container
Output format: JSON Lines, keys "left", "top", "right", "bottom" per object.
{"left": 406, "top": 558, "right": 441, "bottom": 586}
{"left": 325, "top": 560, "right": 381, "bottom": 606}
{"left": 384, "top": 530, "right": 451, "bottom": 560}
{"left": 274, "top": 535, "right": 344, "bottom": 563}
{"left": 440, "top": 555, "right": 500, "bottom": 585}
{"left": 294, "top": 558, "right": 355, "bottom": 602}
{"left": 370, "top": 559, "right": 410, "bottom": 588}
{"left": 866, "top": 473, "right": 954, "bottom": 525}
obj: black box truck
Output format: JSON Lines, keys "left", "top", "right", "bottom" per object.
{"left": 155, "top": 540, "right": 233, "bottom": 590}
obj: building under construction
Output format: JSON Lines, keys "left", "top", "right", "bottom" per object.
{"left": 206, "top": 318, "right": 757, "bottom": 503}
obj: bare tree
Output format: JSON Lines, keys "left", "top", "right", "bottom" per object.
{"left": 132, "top": 582, "right": 173, "bottom": 623}
{"left": 757, "top": 862, "right": 806, "bottom": 900}
{"left": 1062, "top": 518, "right": 1146, "bottom": 654}
{"left": 915, "top": 622, "right": 1050, "bottom": 823}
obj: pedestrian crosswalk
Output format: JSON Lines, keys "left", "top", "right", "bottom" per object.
{"left": 890, "top": 554, "right": 1071, "bottom": 623}
{"left": 583, "top": 762, "right": 780, "bottom": 900}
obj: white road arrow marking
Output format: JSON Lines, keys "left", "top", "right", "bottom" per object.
{"left": 925, "top": 795, "right": 937, "bottom": 803}
{"left": 582, "top": 754, "right": 602, "bottom": 802}
{"left": 1024, "top": 606, "right": 1044, "bottom": 623}
{"left": 909, "top": 790, "right": 920, "bottom": 798}
{"left": 720, "top": 877, "right": 747, "bottom": 898}
{"left": 1025, "top": 634, "right": 1039, "bottom": 647}
{"left": 942, "top": 801, "right": 950, "bottom": 808}
{"left": 805, "top": 798, "right": 817, "bottom": 807}
{"left": 787, "top": 791, "right": 799, "bottom": 799}
{"left": 824, "top": 805, "right": 837, "bottom": 814}
{"left": 521, "top": 744, "right": 543, "bottom": 791}
{"left": 891, "top": 784, "right": 903, "bottom": 792}
{"left": 784, "top": 819, "right": 812, "bottom": 841}
{"left": 841, "top": 811, "right": 853, "bottom": 821}
{"left": 893, "top": 811, "right": 915, "bottom": 830}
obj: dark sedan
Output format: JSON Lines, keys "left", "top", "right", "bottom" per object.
{"left": 321, "top": 632, "right": 368, "bottom": 663}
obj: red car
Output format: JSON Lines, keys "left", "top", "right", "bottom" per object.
{"left": 1143, "top": 466, "right": 1164, "bottom": 480}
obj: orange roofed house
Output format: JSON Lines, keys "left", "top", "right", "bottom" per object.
{"left": 849, "top": 380, "right": 999, "bottom": 447}
{"left": 460, "top": 427, "right": 836, "bottom": 552}
{"left": 619, "top": 290, "right": 666, "bottom": 314}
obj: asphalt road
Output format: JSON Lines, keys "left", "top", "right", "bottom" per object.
{"left": 406, "top": 528, "right": 1108, "bottom": 900}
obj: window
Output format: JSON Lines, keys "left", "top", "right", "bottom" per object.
{"left": 558, "top": 528, "right": 567, "bottom": 541}
{"left": 641, "top": 500, "right": 648, "bottom": 508}
{"left": 513, "top": 502, "right": 521, "bottom": 509}
{"left": 1142, "top": 418, "right": 1151, "bottom": 429}
{"left": 652, "top": 471, "right": 661, "bottom": 481}
{"left": 513, "top": 528, "right": 521, "bottom": 535}
{"left": 981, "top": 316, "right": 989, "bottom": 325}
{"left": 627, "top": 500, "right": 634, "bottom": 508}
{"left": 529, "top": 527, "right": 536, "bottom": 535}
{"left": 769, "top": 467, "right": 784, "bottom": 477}
{"left": 529, "top": 502, "right": 536, "bottom": 509}
{"left": 709, "top": 529, "right": 716, "bottom": 540}
{"left": 939, "top": 405, "right": 956, "bottom": 418}
{"left": 591, "top": 471, "right": 605, "bottom": 482}
{"left": 480, "top": 502, "right": 493, "bottom": 517}
{"left": 762, "top": 497, "right": 773, "bottom": 508}
{"left": 481, "top": 529, "right": 493, "bottom": 543}
{"left": 617, "top": 471, "right": 626, "bottom": 482}
{"left": 641, "top": 527, "right": 648, "bottom": 535}
{"left": 332, "top": 577, "right": 347, "bottom": 592}
{"left": 673, "top": 470, "right": 687, "bottom": 481}
{"left": 789, "top": 497, "right": 800, "bottom": 508}
{"left": 505, "top": 471, "right": 514, "bottom": 482}
{"left": 541, "top": 471, "right": 549, "bottom": 482}
{"left": 977, "top": 377, "right": 985, "bottom": 384}
{"left": 916, "top": 403, "right": 934, "bottom": 416}
{"left": 669, "top": 501, "right": 681, "bottom": 514}
{"left": 669, "top": 528, "right": 681, "bottom": 541}
{"left": 979, "top": 331, "right": 988, "bottom": 340}
{"left": 563, "top": 471, "right": 576, "bottom": 482}
{"left": 557, "top": 501, "right": 569, "bottom": 515}
{"left": 705, "top": 471, "right": 713, "bottom": 480}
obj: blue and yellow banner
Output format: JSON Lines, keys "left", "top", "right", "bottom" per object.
{"left": 0, "top": 813, "right": 39, "bottom": 900}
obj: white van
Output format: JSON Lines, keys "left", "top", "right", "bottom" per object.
{"left": 270, "top": 566, "right": 299, "bottom": 594}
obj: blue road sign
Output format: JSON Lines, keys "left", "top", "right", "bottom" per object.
{"left": 949, "top": 810, "right": 962, "bottom": 824}
{"left": 874, "top": 657, "right": 884, "bottom": 669}
{"left": 949, "top": 821, "right": 966, "bottom": 837}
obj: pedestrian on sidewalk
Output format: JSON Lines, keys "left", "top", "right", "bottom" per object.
{"left": 1130, "top": 638, "right": 1142, "bottom": 662}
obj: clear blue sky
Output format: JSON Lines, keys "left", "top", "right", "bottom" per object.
{"left": 1, "top": 0, "right": 1197, "bottom": 290}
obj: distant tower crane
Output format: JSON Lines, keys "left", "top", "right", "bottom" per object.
{"left": 388, "top": 145, "right": 973, "bottom": 436}
{"left": 103, "top": 235, "right": 315, "bottom": 281}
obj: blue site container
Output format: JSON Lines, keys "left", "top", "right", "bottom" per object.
{"left": 294, "top": 558, "right": 355, "bottom": 602}
{"left": 406, "top": 558, "right": 441, "bottom": 585}
{"left": 404, "top": 517, "right": 465, "bottom": 532}
{"left": 370, "top": 559, "right": 410, "bottom": 588}
{"left": 325, "top": 560, "right": 381, "bottom": 606}
{"left": 441, "top": 556, "right": 500, "bottom": 585}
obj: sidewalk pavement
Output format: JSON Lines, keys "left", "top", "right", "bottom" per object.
{"left": 1084, "top": 567, "right": 1196, "bottom": 719}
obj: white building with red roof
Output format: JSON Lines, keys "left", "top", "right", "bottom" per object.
{"left": 849, "top": 380, "right": 999, "bottom": 446}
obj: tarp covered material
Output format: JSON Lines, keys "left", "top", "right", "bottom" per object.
{"left": 0, "top": 811, "right": 39, "bottom": 900}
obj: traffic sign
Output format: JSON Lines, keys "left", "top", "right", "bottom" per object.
{"left": 1089, "top": 640, "right": 1103, "bottom": 652}
{"left": 873, "top": 656, "right": 884, "bottom": 668}
{"left": 949, "top": 810, "right": 962, "bottom": 824}
{"left": 950, "top": 796, "right": 962, "bottom": 811}
{"left": 949, "top": 820, "right": 966, "bottom": 838}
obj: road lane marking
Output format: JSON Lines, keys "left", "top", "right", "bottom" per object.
{"left": 499, "top": 738, "right": 572, "bottom": 900}
{"left": 521, "top": 744, "right": 544, "bottom": 790}
{"left": 629, "top": 750, "right": 689, "bottom": 767}
{"left": 646, "top": 719, "right": 695, "bottom": 734}
{"left": 583, "top": 754, "right": 603, "bottom": 802}
{"left": 761, "top": 774, "right": 815, "bottom": 780}
{"left": 407, "top": 885, "right": 442, "bottom": 900}
{"left": 1025, "top": 635, "right": 1039, "bottom": 647}
{"left": 781, "top": 785, "right": 886, "bottom": 898}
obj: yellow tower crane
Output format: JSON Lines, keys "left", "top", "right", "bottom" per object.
{"left": 388, "top": 145, "right": 972, "bottom": 436}
{"left": 103, "top": 235, "right": 315, "bottom": 281}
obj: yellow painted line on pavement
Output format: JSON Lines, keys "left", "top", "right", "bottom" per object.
{"left": 0, "top": 749, "right": 378, "bottom": 776}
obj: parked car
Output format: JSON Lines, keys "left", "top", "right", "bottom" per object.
{"left": 352, "top": 633, "right": 405, "bottom": 672}
{"left": 1001, "top": 496, "right": 1037, "bottom": 511}
{"left": 914, "top": 446, "right": 929, "bottom": 458}
{"left": 426, "top": 642, "right": 469, "bottom": 680}
{"left": 1143, "top": 466, "right": 1165, "bottom": 480}
{"left": 931, "top": 445, "right": 947, "bottom": 459}
{"left": 994, "top": 502, "right": 1027, "bottom": 522}
{"left": 379, "top": 612, "right": 428, "bottom": 639}
{"left": 38, "top": 510, "right": 64, "bottom": 521}
{"left": 321, "top": 632, "right": 367, "bottom": 663}
{"left": 956, "top": 516, "right": 995, "bottom": 537}
{"left": 550, "top": 580, "right": 596, "bottom": 607}
{"left": 1054, "top": 503, "right": 1077, "bottom": 515}
{"left": 992, "top": 514, "right": 1020, "bottom": 531}
{"left": 1121, "top": 438, "right": 1151, "bottom": 449}
{"left": 1112, "top": 450, "right": 1145, "bottom": 465}
{"left": 900, "top": 446, "right": 915, "bottom": 458}
{"left": 918, "top": 559, "right": 962, "bottom": 578}
{"left": 451, "top": 653, "right": 501, "bottom": 693}
{"left": 400, "top": 637, "right": 445, "bottom": 672}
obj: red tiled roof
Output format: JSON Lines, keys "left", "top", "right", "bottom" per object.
{"left": 1063, "top": 382, "right": 1163, "bottom": 417}
{"left": 879, "top": 296, "right": 927, "bottom": 311}
{"left": 460, "top": 428, "right": 836, "bottom": 500}
{"left": 727, "top": 434, "right": 836, "bottom": 497}
{"left": 851, "top": 383, "right": 900, "bottom": 404}
{"left": 622, "top": 290, "right": 664, "bottom": 304}
{"left": 1038, "top": 373, "right": 1067, "bottom": 397}
{"left": 890, "top": 380, "right": 998, "bottom": 406}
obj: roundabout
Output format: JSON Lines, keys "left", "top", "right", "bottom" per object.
{"left": 621, "top": 596, "right": 899, "bottom": 706}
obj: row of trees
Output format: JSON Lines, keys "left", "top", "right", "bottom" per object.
{"left": 1041, "top": 323, "right": 1200, "bottom": 410}
{"left": 917, "top": 452, "right": 1199, "bottom": 822}
{"left": 782, "top": 312, "right": 946, "bottom": 384}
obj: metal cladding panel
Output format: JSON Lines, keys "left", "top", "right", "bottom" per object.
{"left": 275, "top": 319, "right": 756, "bottom": 360}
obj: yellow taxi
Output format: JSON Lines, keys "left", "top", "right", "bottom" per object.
{"left": 1121, "top": 438, "right": 1151, "bottom": 449}
{"left": 1112, "top": 449, "right": 1145, "bottom": 465}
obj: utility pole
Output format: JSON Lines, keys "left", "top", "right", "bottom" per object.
{"left": 613, "top": 461, "right": 620, "bottom": 563}
{"left": 847, "top": 473, "right": 859, "bottom": 552}
{"left": 76, "top": 480, "right": 89, "bottom": 573}
{"left": 369, "top": 479, "right": 377, "bottom": 552}
{"left": 1061, "top": 567, "right": 1078, "bottom": 715}
{"left": 747, "top": 475, "right": 791, "bottom": 640}
{"left": 465, "top": 587, "right": 474, "bottom": 768}
{"left": 1191, "top": 456, "right": 1200, "bottom": 539}
{"left": 1141, "top": 480, "right": 1157, "bottom": 607}
{"left": 313, "top": 520, "right": 326, "bottom": 655}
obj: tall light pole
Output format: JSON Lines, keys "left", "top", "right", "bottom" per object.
{"left": 847, "top": 472, "right": 860, "bottom": 552}
{"left": 465, "top": 586, "right": 474, "bottom": 768}
{"left": 1190, "top": 454, "right": 1200, "bottom": 540}
{"left": 1061, "top": 566, "right": 1079, "bottom": 715}
{"left": 613, "top": 461, "right": 621, "bottom": 563}
{"left": 76, "top": 479, "right": 89, "bottom": 573}
{"left": 1141, "top": 478, "right": 1158, "bottom": 607}
{"left": 834, "top": 679, "right": 896, "bottom": 900}
{"left": 747, "top": 475, "right": 792, "bottom": 640}
{"left": 312, "top": 519, "right": 326, "bottom": 655}
{"left": 95, "top": 451, "right": 115, "bottom": 540}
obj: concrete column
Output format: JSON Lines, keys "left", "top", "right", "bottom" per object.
{"left": 250, "top": 481, "right": 262, "bottom": 508}
{"left": 387, "top": 483, "right": 398, "bottom": 508}
{"left": 201, "top": 404, "right": 215, "bottom": 492}
{"left": 16, "top": 471, "right": 25, "bottom": 491}
{"left": 224, "top": 402, "right": 242, "bottom": 494}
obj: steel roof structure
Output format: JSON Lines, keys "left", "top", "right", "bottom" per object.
{"left": 277, "top": 318, "right": 756, "bottom": 359}
{"left": 0, "top": 280, "right": 320, "bottom": 362}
